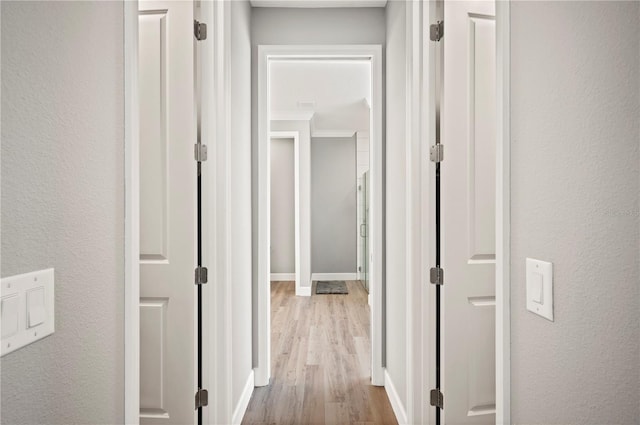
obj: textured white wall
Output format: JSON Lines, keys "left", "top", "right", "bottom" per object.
{"left": 1, "top": 1, "right": 124, "bottom": 423}
{"left": 510, "top": 2, "right": 640, "bottom": 423}
{"left": 384, "top": 0, "right": 407, "bottom": 408}
{"left": 230, "top": 0, "right": 254, "bottom": 411}
{"left": 270, "top": 138, "right": 296, "bottom": 273}
{"left": 311, "top": 137, "right": 357, "bottom": 273}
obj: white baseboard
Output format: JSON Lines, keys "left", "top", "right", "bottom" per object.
{"left": 296, "top": 285, "right": 312, "bottom": 297}
{"left": 384, "top": 369, "right": 408, "bottom": 425}
{"left": 311, "top": 272, "right": 357, "bottom": 281}
{"left": 270, "top": 273, "right": 295, "bottom": 281}
{"left": 231, "top": 370, "right": 254, "bottom": 425}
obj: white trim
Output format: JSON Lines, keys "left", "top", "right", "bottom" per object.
{"left": 296, "top": 286, "right": 312, "bottom": 297}
{"left": 270, "top": 273, "right": 296, "bottom": 281}
{"left": 311, "top": 130, "right": 356, "bottom": 138}
{"left": 269, "top": 130, "right": 302, "bottom": 296}
{"left": 203, "top": 1, "right": 233, "bottom": 423}
{"left": 311, "top": 272, "right": 357, "bottom": 281}
{"left": 384, "top": 369, "right": 408, "bottom": 425}
{"left": 231, "top": 370, "right": 255, "bottom": 425}
{"left": 495, "top": 1, "right": 511, "bottom": 423}
{"left": 271, "top": 111, "right": 315, "bottom": 122}
{"left": 124, "top": 1, "right": 140, "bottom": 423}
{"left": 405, "top": 1, "right": 428, "bottom": 423}
{"left": 256, "top": 45, "right": 270, "bottom": 387}
{"left": 257, "top": 44, "right": 384, "bottom": 387}
{"left": 367, "top": 44, "right": 385, "bottom": 387}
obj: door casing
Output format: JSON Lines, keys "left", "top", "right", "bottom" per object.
{"left": 124, "top": 2, "right": 140, "bottom": 423}
{"left": 256, "top": 44, "right": 384, "bottom": 387}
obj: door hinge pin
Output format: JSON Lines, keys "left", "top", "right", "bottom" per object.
{"left": 430, "top": 144, "right": 444, "bottom": 163}
{"left": 195, "top": 388, "right": 209, "bottom": 409}
{"left": 430, "top": 388, "right": 444, "bottom": 409}
{"left": 195, "top": 267, "right": 208, "bottom": 285}
{"left": 194, "top": 20, "right": 207, "bottom": 41}
{"left": 430, "top": 267, "right": 444, "bottom": 285}
{"left": 194, "top": 143, "right": 208, "bottom": 162}
{"left": 430, "top": 21, "right": 444, "bottom": 42}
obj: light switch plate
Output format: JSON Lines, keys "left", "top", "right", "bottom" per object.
{"left": 526, "top": 258, "right": 553, "bottom": 321}
{"left": 1, "top": 295, "right": 20, "bottom": 338}
{"left": 1, "top": 269, "right": 55, "bottom": 356}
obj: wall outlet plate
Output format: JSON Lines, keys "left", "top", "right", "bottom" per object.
{"left": 1, "top": 269, "right": 55, "bottom": 356}
{"left": 526, "top": 258, "right": 553, "bottom": 321}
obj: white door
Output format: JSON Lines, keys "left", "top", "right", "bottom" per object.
{"left": 442, "top": 0, "right": 496, "bottom": 423}
{"left": 139, "top": 0, "right": 196, "bottom": 423}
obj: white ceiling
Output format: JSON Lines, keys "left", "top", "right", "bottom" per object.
{"left": 270, "top": 60, "right": 371, "bottom": 134}
{"left": 251, "top": 0, "right": 387, "bottom": 8}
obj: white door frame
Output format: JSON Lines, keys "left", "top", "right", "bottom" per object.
{"left": 414, "top": 0, "right": 511, "bottom": 423}
{"left": 269, "top": 131, "right": 302, "bottom": 294}
{"left": 495, "top": 0, "right": 511, "bottom": 423}
{"left": 124, "top": 1, "right": 231, "bottom": 423}
{"left": 406, "top": 1, "right": 432, "bottom": 424}
{"left": 256, "top": 44, "right": 385, "bottom": 387}
{"left": 124, "top": 1, "right": 140, "bottom": 423}
{"left": 201, "top": 1, "right": 233, "bottom": 423}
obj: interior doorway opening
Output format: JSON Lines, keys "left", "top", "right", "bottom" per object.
{"left": 255, "top": 45, "right": 384, "bottom": 392}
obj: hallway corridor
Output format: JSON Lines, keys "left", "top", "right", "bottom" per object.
{"left": 242, "top": 281, "right": 397, "bottom": 425}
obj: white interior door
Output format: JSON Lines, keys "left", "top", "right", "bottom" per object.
{"left": 442, "top": 0, "right": 496, "bottom": 423}
{"left": 139, "top": 0, "right": 196, "bottom": 423}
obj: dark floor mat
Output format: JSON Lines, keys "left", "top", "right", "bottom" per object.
{"left": 315, "top": 280, "right": 348, "bottom": 294}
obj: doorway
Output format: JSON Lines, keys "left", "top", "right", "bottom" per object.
{"left": 254, "top": 45, "right": 384, "bottom": 390}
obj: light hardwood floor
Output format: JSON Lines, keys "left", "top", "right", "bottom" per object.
{"left": 242, "top": 280, "right": 398, "bottom": 425}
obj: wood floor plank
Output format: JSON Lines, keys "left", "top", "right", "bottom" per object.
{"left": 242, "top": 281, "right": 398, "bottom": 425}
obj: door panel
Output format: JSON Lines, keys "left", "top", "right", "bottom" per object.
{"left": 467, "top": 14, "right": 497, "bottom": 263}
{"left": 139, "top": 9, "right": 169, "bottom": 263}
{"left": 442, "top": 0, "right": 496, "bottom": 423}
{"left": 140, "top": 299, "right": 169, "bottom": 415}
{"left": 139, "top": 0, "right": 195, "bottom": 423}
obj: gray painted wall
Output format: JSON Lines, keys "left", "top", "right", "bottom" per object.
{"left": 384, "top": 0, "right": 407, "bottom": 408}
{"left": 510, "top": 2, "right": 640, "bottom": 423}
{"left": 230, "top": 0, "right": 254, "bottom": 410}
{"left": 270, "top": 138, "right": 296, "bottom": 274}
{"left": 1, "top": 1, "right": 125, "bottom": 423}
{"left": 311, "top": 137, "right": 357, "bottom": 273}
{"left": 251, "top": 7, "right": 386, "bottom": 46}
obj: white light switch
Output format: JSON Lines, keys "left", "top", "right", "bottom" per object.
{"left": 1, "top": 269, "right": 55, "bottom": 356}
{"left": 531, "top": 272, "right": 544, "bottom": 303}
{"left": 27, "top": 288, "right": 46, "bottom": 328}
{"left": 526, "top": 258, "right": 553, "bottom": 321}
{"left": 1, "top": 295, "right": 20, "bottom": 338}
